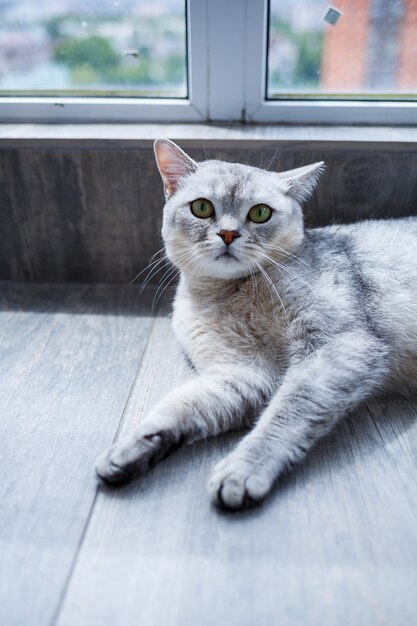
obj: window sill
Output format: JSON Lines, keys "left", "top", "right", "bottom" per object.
{"left": 1, "top": 123, "right": 417, "bottom": 150}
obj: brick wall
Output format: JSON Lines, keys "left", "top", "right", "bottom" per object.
{"left": 397, "top": 0, "right": 417, "bottom": 89}
{"left": 321, "top": 0, "right": 370, "bottom": 91}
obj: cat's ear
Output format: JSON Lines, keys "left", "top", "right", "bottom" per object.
{"left": 279, "top": 162, "right": 325, "bottom": 204}
{"left": 154, "top": 138, "right": 197, "bottom": 198}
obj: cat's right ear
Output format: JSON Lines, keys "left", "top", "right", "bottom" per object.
{"left": 154, "top": 138, "right": 197, "bottom": 199}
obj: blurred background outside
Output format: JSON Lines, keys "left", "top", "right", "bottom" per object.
{"left": 268, "top": 0, "right": 417, "bottom": 99}
{"left": 0, "top": 0, "right": 416, "bottom": 100}
{"left": 0, "top": 0, "right": 187, "bottom": 97}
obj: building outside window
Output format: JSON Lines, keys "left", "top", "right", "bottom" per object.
{"left": 268, "top": 0, "right": 417, "bottom": 100}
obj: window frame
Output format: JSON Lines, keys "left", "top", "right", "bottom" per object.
{"left": 0, "top": 0, "right": 417, "bottom": 125}
{"left": 244, "top": 0, "right": 417, "bottom": 125}
{"left": 0, "top": 0, "right": 208, "bottom": 123}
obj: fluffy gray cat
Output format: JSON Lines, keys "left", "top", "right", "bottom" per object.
{"left": 96, "top": 138, "right": 417, "bottom": 510}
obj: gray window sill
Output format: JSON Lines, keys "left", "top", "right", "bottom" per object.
{"left": 1, "top": 123, "right": 417, "bottom": 150}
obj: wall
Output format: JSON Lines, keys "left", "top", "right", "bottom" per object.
{"left": 1, "top": 142, "right": 416, "bottom": 283}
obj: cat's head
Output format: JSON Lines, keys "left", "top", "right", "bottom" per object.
{"left": 154, "top": 138, "right": 324, "bottom": 280}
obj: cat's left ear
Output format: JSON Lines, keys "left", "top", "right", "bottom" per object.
{"left": 279, "top": 161, "right": 325, "bottom": 204}
{"left": 154, "top": 138, "right": 197, "bottom": 199}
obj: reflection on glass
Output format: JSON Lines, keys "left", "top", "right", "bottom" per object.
{"left": 268, "top": 0, "right": 417, "bottom": 99}
{"left": 0, "top": 0, "right": 187, "bottom": 97}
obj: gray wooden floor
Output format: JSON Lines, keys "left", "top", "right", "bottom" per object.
{"left": 1, "top": 282, "right": 417, "bottom": 626}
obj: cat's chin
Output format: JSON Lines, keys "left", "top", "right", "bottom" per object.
{"left": 199, "top": 257, "right": 251, "bottom": 280}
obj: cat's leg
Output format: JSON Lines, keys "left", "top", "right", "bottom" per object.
{"left": 95, "top": 364, "right": 273, "bottom": 485}
{"left": 209, "top": 330, "right": 389, "bottom": 510}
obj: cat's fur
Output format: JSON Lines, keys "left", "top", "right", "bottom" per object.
{"left": 96, "top": 138, "right": 417, "bottom": 510}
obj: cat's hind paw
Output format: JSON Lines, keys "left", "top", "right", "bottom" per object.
{"left": 208, "top": 456, "right": 272, "bottom": 511}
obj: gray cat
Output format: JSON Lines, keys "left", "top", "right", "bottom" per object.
{"left": 96, "top": 138, "right": 417, "bottom": 510}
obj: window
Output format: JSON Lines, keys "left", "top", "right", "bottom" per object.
{"left": 0, "top": 0, "right": 416, "bottom": 124}
{"left": 0, "top": 0, "right": 187, "bottom": 98}
{"left": 267, "top": 0, "right": 417, "bottom": 101}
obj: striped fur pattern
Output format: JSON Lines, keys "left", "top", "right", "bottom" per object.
{"left": 96, "top": 139, "right": 417, "bottom": 510}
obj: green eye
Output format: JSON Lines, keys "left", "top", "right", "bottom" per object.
{"left": 191, "top": 198, "right": 214, "bottom": 219}
{"left": 248, "top": 204, "right": 272, "bottom": 223}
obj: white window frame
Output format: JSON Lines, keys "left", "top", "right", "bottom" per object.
{"left": 0, "top": 0, "right": 416, "bottom": 124}
{"left": 0, "top": 0, "right": 208, "bottom": 123}
{"left": 244, "top": 0, "right": 417, "bottom": 125}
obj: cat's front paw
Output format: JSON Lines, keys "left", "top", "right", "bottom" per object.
{"left": 95, "top": 446, "right": 135, "bottom": 484}
{"left": 208, "top": 455, "right": 272, "bottom": 511}
{"left": 95, "top": 429, "right": 183, "bottom": 485}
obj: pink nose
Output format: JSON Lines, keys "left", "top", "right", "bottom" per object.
{"left": 218, "top": 230, "right": 240, "bottom": 245}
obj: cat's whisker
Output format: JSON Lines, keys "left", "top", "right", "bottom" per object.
{"left": 152, "top": 268, "right": 180, "bottom": 312}
{"left": 132, "top": 243, "right": 189, "bottom": 288}
{"left": 170, "top": 248, "right": 199, "bottom": 271}
{"left": 148, "top": 246, "right": 165, "bottom": 262}
{"left": 247, "top": 262, "right": 255, "bottom": 308}
{"left": 141, "top": 247, "right": 194, "bottom": 295}
{"left": 272, "top": 259, "right": 318, "bottom": 299}
{"left": 181, "top": 246, "right": 209, "bottom": 286}
{"left": 256, "top": 250, "right": 318, "bottom": 298}
{"left": 190, "top": 254, "right": 206, "bottom": 282}
{"left": 152, "top": 252, "right": 199, "bottom": 311}
{"left": 154, "top": 253, "right": 191, "bottom": 286}
{"left": 256, "top": 264, "right": 287, "bottom": 323}
{"left": 151, "top": 250, "right": 196, "bottom": 306}
{"left": 248, "top": 260, "right": 261, "bottom": 313}
{"left": 264, "top": 249, "right": 309, "bottom": 271}
{"left": 157, "top": 264, "right": 180, "bottom": 288}
{"left": 136, "top": 257, "right": 171, "bottom": 290}
{"left": 139, "top": 260, "right": 173, "bottom": 294}
{"left": 129, "top": 251, "right": 167, "bottom": 285}
{"left": 151, "top": 261, "right": 186, "bottom": 310}
{"left": 254, "top": 263, "right": 276, "bottom": 309}
{"left": 254, "top": 259, "right": 290, "bottom": 324}
{"left": 252, "top": 260, "right": 262, "bottom": 305}
{"left": 264, "top": 243, "right": 310, "bottom": 268}
{"left": 184, "top": 246, "right": 206, "bottom": 278}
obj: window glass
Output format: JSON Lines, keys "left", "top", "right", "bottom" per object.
{"left": 267, "top": 0, "right": 417, "bottom": 100}
{"left": 0, "top": 0, "right": 187, "bottom": 97}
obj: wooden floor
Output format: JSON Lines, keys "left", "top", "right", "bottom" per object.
{"left": 1, "top": 282, "right": 417, "bottom": 626}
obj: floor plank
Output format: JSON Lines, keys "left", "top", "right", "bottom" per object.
{"left": 2, "top": 283, "right": 417, "bottom": 626}
{"left": 0, "top": 283, "right": 156, "bottom": 626}
{"left": 55, "top": 322, "right": 417, "bottom": 626}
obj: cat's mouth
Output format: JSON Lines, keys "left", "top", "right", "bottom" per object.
{"left": 215, "top": 250, "right": 239, "bottom": 261}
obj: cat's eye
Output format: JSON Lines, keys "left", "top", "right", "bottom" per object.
{"left": 190, "top": 198, "right": 214, "bottom": 219}
{"left": 247, "top": 204, "right": 272, "bottom": 224}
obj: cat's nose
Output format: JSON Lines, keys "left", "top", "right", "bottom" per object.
{"left": 217, "top": 230, "right": 240, "bottom": 245}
